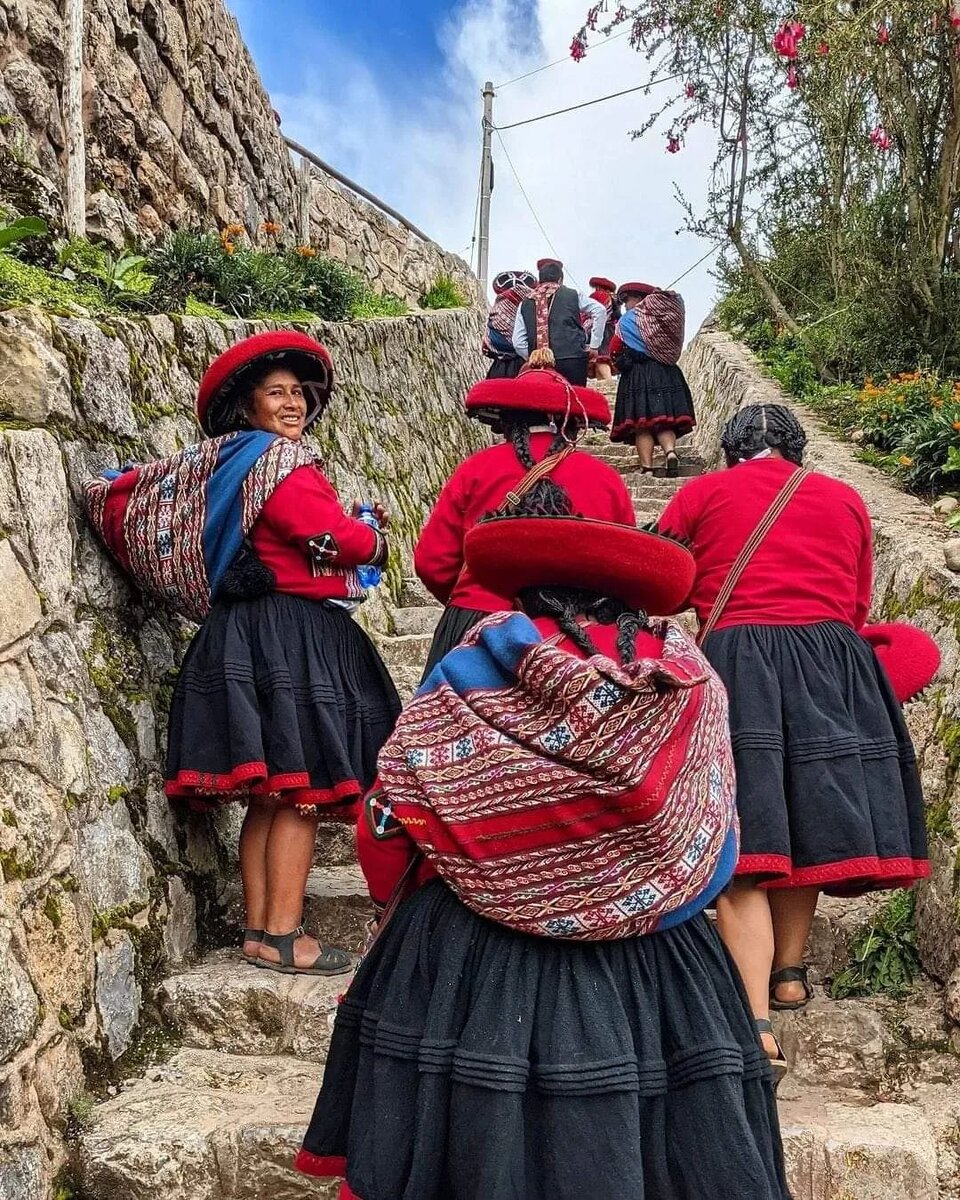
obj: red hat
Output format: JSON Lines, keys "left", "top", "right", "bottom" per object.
{"left": 196, "top": 331, "right": 334, "bottom": 436}
{"left": 537, "top": 257, "right": 563, "bottom": 270}
{"left": 589, "top": 276, "right": 617, "bottom": 293}
{"left": 465, "top": 366, "right": 611, "bottom": 427}
{"left": 617, "top": 281, "right": 658, "bottom": 301}
{"left": 861, "top": 623, "right": 941, "bottom": 704}
{"left": 465, "top": 516, "right": 695, "bottom": 616}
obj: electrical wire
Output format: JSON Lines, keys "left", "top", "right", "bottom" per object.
{"left": 466, "top": 156, "right": 484, "bottom": 273}
{"left": 494, "top": 27, "right": 631, "bottom": 90}
{"left": 664, "top": 242, "right": 723, "bottom": 290}
{"left": 493, "top": 72, "right": 685, "bottom": 132}
{"left": 493, "top": 129, "right": 577, "bottom": 287}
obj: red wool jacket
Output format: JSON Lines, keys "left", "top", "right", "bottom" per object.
{"left": 657, "top": 457, "right": 873, "bottom": 632}
{"left": 251, "top": 464, "right": 386, "bottom": 603}
{"left": 357, "top": 620, "right": 664, "bottom": 908}
{"left": 414, "top": 435, "right": 637, "bottom": 611}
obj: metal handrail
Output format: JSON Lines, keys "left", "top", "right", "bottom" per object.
{"left": 283, "top": 136, "right": 434, "bottom": 245}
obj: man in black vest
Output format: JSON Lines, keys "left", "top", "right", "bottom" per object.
{"left": 512, "top": 258, "right": 607, "bottom": 386}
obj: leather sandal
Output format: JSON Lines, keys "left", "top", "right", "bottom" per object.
{"left": 257, "top": 926, "right": 352, "bottom": 976}
{"left": 242, "top": 927, "right": 264, "bottom": 964}
{"left": 664, "top": 452, "right": 680, "bottom": 477}
{"left": 756, "top": 1018, "right": 788, "bottom": 1088}
{"left": 769, "top": 965, "right": 813, "bottom": 1011}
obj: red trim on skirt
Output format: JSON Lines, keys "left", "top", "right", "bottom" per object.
{"left": 294, "top": 1149, "right": 346, "bottom": 1177}
{"left": 611, "top": 415, "right": 695, "bottom": 439}
{"left": 165, "top": 763, "right": 360, "bottom": 819}
{"left": 737, "top": 852, "right": 931, "bottom": 892}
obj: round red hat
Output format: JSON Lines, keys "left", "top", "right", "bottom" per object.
{"left": 617, "top": 281, "right": 658, "bottom": 301}
{"left": 589, "top": 276, "right": 617, "bottom": 293}
{"left": 465, "top": 516, "right": 695, "bottom": 616}
{"left": 465, "top": 367, "right": 611, "bottom": 427}
{"left": 537, "top": 257, "right": 563, "bottom": 270}
{"left": 196, "top": 331, "right": 334, "bottom": 436}
{"left": 861, "top": 622, "right": 941, "bottom": 704}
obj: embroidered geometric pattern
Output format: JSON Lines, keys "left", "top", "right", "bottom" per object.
{"left": 377, "top": 613, "right": 738, "bottom": 941}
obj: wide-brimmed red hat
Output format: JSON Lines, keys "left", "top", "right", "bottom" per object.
{"left": 465, "top": 367, "right": 611, "bottom": 427}
{"left": 493, "top": 269, "right": 536, "bottom": 295}
{"left": 537, "top": 257, "right": 563, "bottom": 270}
{"left": 589, "top": 276, "right": 617, "bottom": 293}
{"left": 861, "top": 623, "right": 941, "bottom": 704}
{"left": 465, "top": 516, "right": 695, "bottom": 616}
{"left": 196, "top": 331, "right": 334, "bottom": 436}
{"left": 617, "top": 281, "right": 658, "bottom": 301}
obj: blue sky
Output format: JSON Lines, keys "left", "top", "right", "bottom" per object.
{"left": 227, "top": 0, "right": 719, "bottom": 333}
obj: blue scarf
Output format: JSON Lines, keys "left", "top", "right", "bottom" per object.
{"left": 618, "top": 308, "right": 649, "bottom": 355}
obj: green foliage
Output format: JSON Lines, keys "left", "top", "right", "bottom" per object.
{"left": 419, "top": 273, "right": 466, "bottom": 310}
{"left": 351, "top": 289, "right": 408, "bottom": 318}
{"left": 0, "top": 251, "right": 105, "bottom": 313}
{"left": 0, "top": 215, "right": 47, "bottom": 251}
{"left": 830, "top": 890, "right": 920, "bottom": 1000}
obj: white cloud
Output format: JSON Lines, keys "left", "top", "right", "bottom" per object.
{"left": 267, "top": 0, "right": 720, "bottom": 334}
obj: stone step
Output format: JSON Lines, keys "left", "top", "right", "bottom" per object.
{"left": 159, "top": 951, "right": 343, "bottom": 1064}
{"left": 806, "top": 893, "right": 888, "bottom": 982}
{"left": 779, "top": 1091, "right": 939, "bottom": 1199}
{"left": 78, "top": 1049, "right": 336, "bottom": 1200}
{"left": 398, "top": 576, "right": 439, "bottom": 609}
{"left": 303, "top": 864, "right": 371, "bottom": 952}
{"left": 772, "top": 997, "right": 888, "bottom": 1091}
{"left": 77, "top": 1048, "right": 941, "bottom": 1200}
{"left": 391, "top": 605, "right": 441, "bottom": 638}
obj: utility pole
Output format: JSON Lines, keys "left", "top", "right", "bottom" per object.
{"left": 63, "top": 0, "right": 86, "bottom": 238}
{"left": 477, "top": 81, "right": 495, "bottom": 295}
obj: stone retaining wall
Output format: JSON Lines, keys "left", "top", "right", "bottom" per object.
{"left": 681, "top": 320, "right": 960, "bottom": 1017}
{"left": 0, "top": 0, "right": 476, "bottom": 305}
{"left": 0, "top": 304, "right": 485, "bottom": 1197}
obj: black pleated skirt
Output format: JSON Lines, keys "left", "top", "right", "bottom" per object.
{"left": 611, "top": 350, "right": 696, "bottom": 442}
{"left": 419, "top": 603, "right": 492, "bottom": 684}
{"left": 165, "top": 594, "right": 401, "bottom": 818}
{"left": 485, "top": 355, "right": 524, "bottom": 379}
{"left": 297, "top": 879, "right": 791, "bottom": 1200}
{"left": 704, "top": 621, "right": 928, "bottom": 893}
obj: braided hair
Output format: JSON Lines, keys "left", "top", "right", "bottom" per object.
{"left": 501, "top": 412, "right": 575, "bottom": 516}
{"left": 720, "top": 404, "right": 807, "bottom": 466}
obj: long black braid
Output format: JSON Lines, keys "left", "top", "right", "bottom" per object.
{"left": 518, "top": 587, "right": 650, "bottom": 663}
{"left": 501, "top": 413, "right": 576, "bottom": 516}
{"left": 720, "top": 404, "right": 807, "bottom": 466}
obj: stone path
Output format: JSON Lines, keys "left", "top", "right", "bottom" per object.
{"left": 75, "top": 413, "right": 960, "bottom": 1198}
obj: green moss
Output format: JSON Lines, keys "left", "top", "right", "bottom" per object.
{"left": 43, "top": 891, "right": 63, "bottom": 930}
{"left": 0, "top": 846, "right": 34, "bottom": 881}
{"left": 926, "top": 795, "right": 956, "bottom": 841}
{"left": 91, "top": 899, "right": 147, "bottom": 941}
{"left": 106, "top": 785, "right": 127, "bottom": 805}
{"left": 1, "top": 807, "right": 17, "bottom": 827}
{"left": 0, "top": 253, "right": 105, "bottom": 313}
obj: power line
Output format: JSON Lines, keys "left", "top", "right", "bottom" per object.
{"left": 493, "top": 128, "right": 577, "bottom": 287}
{"left": 665, "top": 242, "right": 723, "bottom": 290}
{"left": 494, "top": 72, "right": 685, "bottom": 132}
{"left": 466, "top": 156, "right": 483, "bottom": 273}
{"left": 494, "top": 28, "right": 631, "bottom": 90}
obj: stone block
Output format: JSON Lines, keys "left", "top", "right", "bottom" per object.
{"left": 773, "top": 998, "right": 887, "bottom": 1089}
{"left": 0, "top": 311, "right": 71, "bottom": 423}
{"left": 162, "top": 876, "right": 197, "bottom": 966}
{"left": 78, "top": 1050, "right": 338, "bottom": 1200}
{"left": 0, "top": 1145, "right": 45, "bottom": 1200}
{"left": 23, "top": 884, "right": 91, "bottom": 1019}
{"left": 0, "top": 542, "right": 41, "bottom": 651}
{"left": 0, "top": 762, "right": 69, "bottom": 878}
{"left": 0, "top": 661, "right": 33, "bottom": 746}
{"left": 391, "top": 606, "right": 441, "bottom": 638}
{"left": 0, "top": 926, "right": 39, "bottom": 1064}
{"left": 159, "top": 950, "right": 342, "bottom": 1062}
{"left": 59, "top": 320, "right": 137, "bottom": 436}
{"left": 95, "top": 930, "right": 141, "bottom": 1060}
{"left": 2, "top": 429, "right": 73, "bottom": 608}
{"left": 302, "top": 865, "right": 372, "bottom": 952}
{"left": 77, "top": 801, "right": 154, "bottom": 914}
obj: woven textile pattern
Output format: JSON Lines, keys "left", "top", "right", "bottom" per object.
{"left": 638, "top": 290, "right": 686, "bottom": 365}
{"left": 377, "top": 613, "right": 737, "bottom": 940}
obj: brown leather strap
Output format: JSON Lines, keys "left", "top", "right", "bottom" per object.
{"left": 698, "top": 467, "right": 810, "bottom": 645}
{"left": 496, "top": 444, "right": 575, "bottom": 515}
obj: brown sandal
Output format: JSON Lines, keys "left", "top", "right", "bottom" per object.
{"left": 769, "top": 965, "right": 813, "bottom": 1011}
{"left": 756, "top": 1018, "right": 788, "bottom": 1088}
{"left": 257, "top": 926, "right": 352, "bottom": 976}
{"left": 242, "top": 927, "right": 264, "bottom": 964}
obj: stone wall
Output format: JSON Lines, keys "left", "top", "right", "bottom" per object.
{"left": 0, "top": 304, "right": 485, "bottom": 1197}
{"left": 681, "top": 319, "right": 960, "bottom": 1017}
{"left": 0, "top": 0, "right": 476, "bottom": 305}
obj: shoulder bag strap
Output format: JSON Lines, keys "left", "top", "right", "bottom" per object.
{"left": 496, "top": 443, "right": 575, "bottom": 514}
{"left": 697, "top": 467, "right": 810, "bottom": 645}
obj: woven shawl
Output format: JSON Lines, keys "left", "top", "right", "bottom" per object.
{"left": 637, "top": 289, "right": 686, "bottom": 365}
{"left": 377, "top": 612, "right": 738, "bottom": 940}
{"left": 84, "top": 431, "right": 316, "bottom": 622}
{"left": 485, "top": 284, "right": 533, "bottom": 349}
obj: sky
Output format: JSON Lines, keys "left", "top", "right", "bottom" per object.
{"left": 227, "top": 0, "right": 721, "bottom": 334}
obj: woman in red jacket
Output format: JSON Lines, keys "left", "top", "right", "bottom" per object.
{"left": 91, "top": 332, "right": 401, "bottom": 977}
{"left": 657, "top": 403, "right": 928, "bottom": 1067}
{"left": 414, "top": 365, "right": 635, "bottom": 678}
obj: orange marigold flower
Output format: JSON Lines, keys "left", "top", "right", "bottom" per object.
{"left": 261, "top": 221, "right": 282, "bottom": 236}
{"left": 296, "top": 244, "right": 318, "bottom": 258}
{"left": 953, "top": 420, "right": 960, "bottom": 431}
{"left": 224, "top": 223, "right": 245, "bottom": 237}
{"left": 898, "top": 455, "right": 913, "bottom": 467}
{"left": 222, "top": 240, "right": 236, "bottom": 255}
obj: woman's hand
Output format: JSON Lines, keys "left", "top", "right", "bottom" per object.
{"left": 352, "top": 500, "right": 391, "bottom": 529}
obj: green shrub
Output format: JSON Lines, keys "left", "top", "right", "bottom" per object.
{"left": 0, "top": 251, "right": 105, "bottom": 312}
{"left": 830, "top": 890, "right": 920, "bottom": 1000}
{"left": 351, "top": 289, "right": 408, "bottom": 318}
{"left": 419, "top": 273, "right": 466, "bottom": 310}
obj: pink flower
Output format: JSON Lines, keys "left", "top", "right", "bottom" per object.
{"left": 817, "top": 41, "right": 830, "bottom": 56}
{"left": 685, "top": 82, "right": 696, "bottom": 98}
{"left": 666, "top": 135, "right": 681, "bottom": 154}
{"left": 869, "top": 124, "right": 892, "bottom": 151}
{"left": 570, "top": 35, "right": 587, "bottom": 62}
{"left": 773, "top": 20, "right": 806, "bottom": 59}
{"left": 951, "top": 4, "right": 960, "bottom": 28}
{"left": 786, "top": 64, "right": 800, "bottom": 89}
{"left": 877, "top": 23, "right": 890, "bottom": 44}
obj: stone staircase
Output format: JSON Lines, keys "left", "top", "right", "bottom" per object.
{"left": 74, "top": 426, "right": 960, "bottom": 1198}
